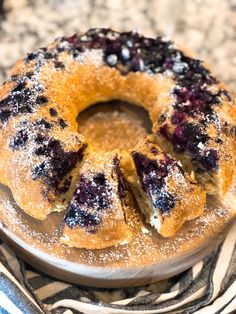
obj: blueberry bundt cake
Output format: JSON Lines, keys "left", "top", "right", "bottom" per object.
{"left": 0, "top": 28, "right": 235, "bottom": 249}
{"left": 61, "top": 152, "right": 133, "bottom": 249}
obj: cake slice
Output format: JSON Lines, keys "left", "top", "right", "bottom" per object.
{"left": 155, "top": 93, "right": 235, "bottom": 197}
{"left": 60, "top": 152, "right": 132, "bottom": 249}
{"left": 130, "top": 140, "right": 206, "bottom": 237}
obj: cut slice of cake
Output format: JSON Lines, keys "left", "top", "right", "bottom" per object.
{"left": 60, "top": 152, "right": 133, "bottom": 249}
{"left": 130, "top": 140, "right": 206, "bottom": 237}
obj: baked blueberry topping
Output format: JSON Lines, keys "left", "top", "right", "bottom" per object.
{"left": 160, "top": 122, "right": 218, "bottom": 171}
{"left": 133, "top": 152, "right": 171, "bottom": 191}
{"left": 32, "top": 140, "right": 86, "bottom": 191}
{"left": 24, "top": 47, "right": 60, "bottom": 72}
{"left": 49, "top": 108, "right": 58, "bottom": 117}
{"left": 150, "top": 146, "right": 159, "bottom": 156}
{"left": 36, "top": 118, "right": 52, "bottom": 129}
{"left": 44, "top": 52, "right": 54, "bottom": 59}
{"left": 65, "top": 34, "right": 78, "bottom": 46}
{"left": 9, "top": 118, "right": 55, "bottom": 151}
{"left": 173, "top": 123, "right": 209, "bottom": 153}
{"left": 64, "top": 172, "right": 112, "bottom": 230}
{"left": 58, "top": 29, "right": 217, "bottom": 86}
{"left": 58, "top": 118, "right": 68, "bottom": 129}
{"left": 199, "top": 149, "right": 219, "bottom": 171}
{"left": 153, "top": 190, "right": 175, "bottom": 214}
{"left": 54, "top": 61, "right": 65, "bottom": 69}
{"left": 172, "top": 86, "right": 224, "bottom": 119}
{"left": 77, "top": 174, "right": 111, "bottom": 209}
{"left": 64, "top": 207, "right": 100, "bottom": 230}
{"left": 130, "top": 55, "right": 145, "bottom": 72}
{"left": 36, "top": 95, "right": 48, "bottom": 105}
{"left": 26, "top": 52, "right": 37, "bottom": 62}
{"left": 171, "top": 111, "right": 185, "bottom": 125}
{"left": 106, "top": 54, "right": 118, "bottom": 66}
{"left": 0, "top": 82, "right": 32, "bottom": 122}
{"left": 159, "top": 124, "right": 171, "bottom": 140}
{"left": 32, "top": 162, "right": 46, "bottom": 179}
{"left": 0, "top": 78, "right": 46, "bottom": 124}
{"left": 34, "top": 133, "right": 45, "bottom": 144}
{"left": 132, "top": 152, "right": 176, "bottom": 214}
{"left": 9, "top": 130, "right": 28, "bottom": 150}
{"left": 113, "top": 157, "right": 128, "bottom": 201}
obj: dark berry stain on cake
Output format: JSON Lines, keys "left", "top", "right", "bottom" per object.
{"left": 36, "top": 118, "right": 52, "bottom": 129}
{"left": 49, "top": 108, "right": 58, "bottom": 117}
{"left": 64, "top": 173, "right": 112, "bottom": 230}
{"left": 25, "top": 46, "right": 66, "bottom": 74}
{"left": 132, "top": 152, "right": 176, "bottom": 214}
{"left": 64, "top": 207, "right": 100, "bottom": 230}
{"left": 58, "top": 118, "right": 68, "bottom": 129}
{"left": 9, "top": 119, "right": 52, "bottom": 151}
{"left": 36, "top": 95, "right": 48, "bottom": 105}
{"left": 113, "top": 157, "right": 128, "bottom": 201}
{"left": 159, "top": 122, "right": 219, "bottom": 171}
{"left": 197, "top": 149, "right": 219, "bottom": 171}
{"left": 0, "top": 77, "right": 47, "bottom": 124}
{"left": 9, "top": 130, "right": 29, "bottom": 150}
{"left": 58, "top": 176, "right": 73, "bottom": 194}
{"left": 32, "top": 138, "right": 86, "bottom": 192}
{"left": 154, "top": 190, "right": 175, "bottom": 214}
{"left": 54, "top": 61, "right": 65, "bottom": 69}
{"left": 25, "top": 52, "right": 38, "bottom": 62}
{"left": 21, "top": 116, "right": 87, "bottom": 195}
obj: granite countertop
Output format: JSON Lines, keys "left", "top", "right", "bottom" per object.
{"left": 0, "top": 0, "right": 236, "bottom": 92}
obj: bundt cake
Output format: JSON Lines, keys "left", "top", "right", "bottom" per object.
{"left": 0, "top": 28, "right": 235, "bottom": 249}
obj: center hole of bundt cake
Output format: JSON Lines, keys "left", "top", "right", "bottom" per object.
{"left": 77, "top": 100, "right": 152, "bottom": 153}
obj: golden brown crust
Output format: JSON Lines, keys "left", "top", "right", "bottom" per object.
{"left": 0, "top": 28, "right": 234, "bottom": 249}
{"left": 61, "top": 213, "right": 132, "bottom": 250}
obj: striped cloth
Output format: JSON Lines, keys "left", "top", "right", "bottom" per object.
{"left": 0, "top": 221, "right": 235, "bottom": 314}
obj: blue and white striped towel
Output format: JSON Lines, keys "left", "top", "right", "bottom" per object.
{"left": 0, "top": 220, "right": 235, "bottom": 314}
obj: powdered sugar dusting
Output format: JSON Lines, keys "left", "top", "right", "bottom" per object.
{"left": 73, "top": 49, "right": 104, "bottom": 67}
{"left": 0, "top": 180, "right": 234, "bottom": 268}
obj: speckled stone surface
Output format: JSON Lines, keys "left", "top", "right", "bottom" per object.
{"left": 0, "top": 0, "right": 236, "bottom": 92}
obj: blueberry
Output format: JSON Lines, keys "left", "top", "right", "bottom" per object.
{"left": 201, "top": 149, "right": 218, "bottom": 171}
{"left": 36, "top": 96, "right": 48, "bottom": 105}
{"left": 153, "top": 190, "right": 175, "bottom": 214}
{"left": 9, "top": 130, "right": 28, "bottom": 150}
{"left": 58, "top": 118, "right": 68, "bottom": 129}
{"left": 26, "top": 52, "right": 37, "bottom": 62}
{"left": 171, "top": 112, "right": 185, "bottom": 124}
{"left": 49, "top": 108, "right": 58, "bottom": 117}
